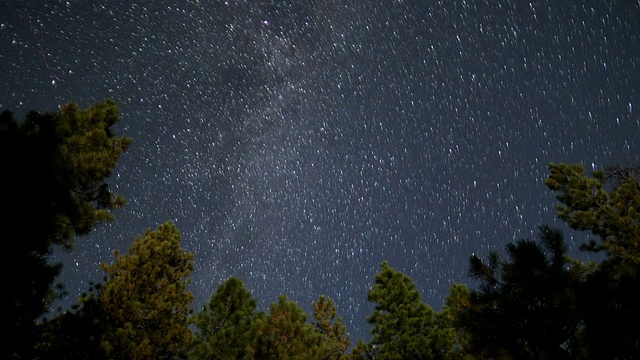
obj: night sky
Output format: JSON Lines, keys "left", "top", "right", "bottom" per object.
{"left": 1, "top": 0, "right": 638, "bottom": 342}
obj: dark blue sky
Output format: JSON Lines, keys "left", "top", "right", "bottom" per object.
{"left": 1, "top": 0, "right": 638, "bottom": 342}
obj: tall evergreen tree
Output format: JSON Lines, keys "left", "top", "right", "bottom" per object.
{"left": 545, "top": 163, "right": 640, "bottom": 275}
{"left": 191, "top": 277, "right": 258, "bottom": 360}
{"left": 437, "top": 284, "right": 473, "bottom": 360}
{"left": 353, "top": 261, "right": 446, "bottom": 360}
{"left": 462, "top": 226, "right": 581, "bottom": 359}
{"left": 249, "top": 295, "right": 322, "bottom": 360}
{"left": 312, "top": 295, "right": 351, "bottom": 359}
{"left": 100, "top": 222, "right": 194, "bottom": 359}
{"left": 546, "top": 163, "right": 640, "bottom": 358}
{"left": 0, "top": 100, "right": 130, "bottom": 359}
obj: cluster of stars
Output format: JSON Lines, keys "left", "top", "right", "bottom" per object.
{"left": 1, "top": 0, "right": 638, "bottom": 342}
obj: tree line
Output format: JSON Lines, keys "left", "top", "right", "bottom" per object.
{"left": 1, "top": 100, "right": 639, "bottom": 359}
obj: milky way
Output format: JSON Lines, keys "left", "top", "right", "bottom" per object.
{"left": 1, "top": 0, "right": 638, "bottom": 341}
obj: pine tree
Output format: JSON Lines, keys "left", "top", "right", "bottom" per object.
{"left": 463, "top": 226, "right": 581, "bottom": 359}
{"left": 353, "top": 261, "right": 444, "bottom": 360}
{"left": 312, "top": 295, "right": 351, "bottom": 359}
{"left": 34, "top": 283, "right": 107, "bottom": 360}
{"left": 545, "top": 162, "right": 640, "bottom": 274}
{"left": 191, "top": 277, "right": 258, "bottom": 360}
{"left": 0, "top": 100, "right": 130, "bottom": 359}
{"left": 437, "top": 284, "right": 473, "bottom": 360}
{"left": 546, "top": 163, "right": 640, "bottom": 358}
{"left": 100, "top": 222, "right": 194, "bottom": 359}
{"left": 249, "top": 295, "right": 322, "bottom": 360}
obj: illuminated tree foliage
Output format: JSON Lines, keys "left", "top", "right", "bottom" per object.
{"left": 352, "top": 261, "right": 452, "bottom": 360}
{"left": 312, "top": 295, "right": 351, "bottom": 359}
{"left": 546, "top": 163, "right": 640, "bottom": 272}
{"left": 100, "top": 222, "right": 194, "bottom": 359}
{"left": 0, "top": 100, "right": 130, "bottom": 359}
{"left": 249, "top": 295, "right": 323, "bottom": 360}
{"left": 191, "top": 277, "right": 258, "bottom": 360}
{"left": 546, "top": 163, "right": 640, "bottom": 358}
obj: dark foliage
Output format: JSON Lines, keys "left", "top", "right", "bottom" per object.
{"left": 461, "top": 226, "right": 582, "bottom": 359}
{"left": 0, "top": 100, "right": 130, "bottom": 358}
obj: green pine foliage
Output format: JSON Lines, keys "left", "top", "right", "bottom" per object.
{"left": 249, "top": 295, "right": 323, "bottom": 360}
{"left": 191, "top": 277, "right": 258, "bottom": 360}
{"left": 353, "top": 261, "right": 453, "bottom": 360}
{"left": 312, "top": 295, "right": 351, "bottom": 359}
{"left": 545, "top": 163, "right": 640, "bottom": 358}
{"left": 0, "top": 100, "right": 130, "bottom": 359}
{"left": 546, "top": 162, "right": 640, "bottom": 273}
{"left": 100, "top": 222, "right": 195, "bottom": 359}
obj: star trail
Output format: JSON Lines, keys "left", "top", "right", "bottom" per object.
{"left": 1, "top": 0, "right": 638, "bottom": 342}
